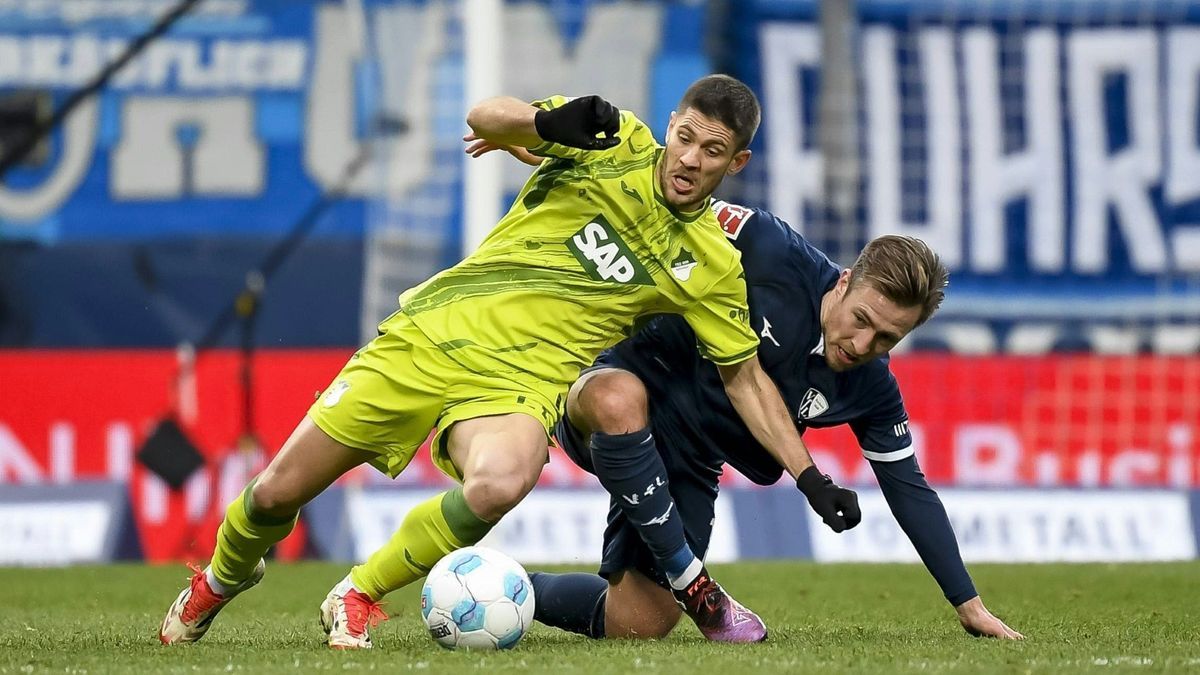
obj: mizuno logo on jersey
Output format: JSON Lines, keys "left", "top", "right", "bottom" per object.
{"left": 670, "top": 248, "right": 698, "bottom": 281}
{"left": 760, "top": 317, "right": 780, "bottom": 347}
{"left": 567, "top": 214, "right": 653, "bottom": 285}
{"left": 798, "top": 387, "right": 829, "bottom": 420}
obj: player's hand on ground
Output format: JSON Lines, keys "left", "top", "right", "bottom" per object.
{"left": 462, "top": 133, "right": 543, "bottom": 166}
{"left": 533, "top": 95, "right": 621, "bottom": 150}
{"left": 795, "top": 466, "right": 861, "bottom": 533}
{"left": 955, "top": 596, "right": 1025, "bottom": 640}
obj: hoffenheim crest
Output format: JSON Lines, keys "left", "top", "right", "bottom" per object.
{"left": 798, "top": 387, "right": 829, "bottom": 419}
{"left": 670, "top": 248, "right": 698, "bottom": 281}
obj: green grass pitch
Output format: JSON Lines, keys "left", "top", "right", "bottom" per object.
{"left": 1, "top": 561, "right": 1197, "bottom": 674}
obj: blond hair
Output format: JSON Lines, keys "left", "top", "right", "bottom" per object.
{"left": 848, "top": 235, "right": 948, "bottom": 326}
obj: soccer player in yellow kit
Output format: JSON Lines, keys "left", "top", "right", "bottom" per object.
{"left": 160, "top": 75, "right": 856, "bottom": 649}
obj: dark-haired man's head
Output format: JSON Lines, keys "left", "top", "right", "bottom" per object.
{"left": 657, "top": 74, "right": 761, "bottom": 212}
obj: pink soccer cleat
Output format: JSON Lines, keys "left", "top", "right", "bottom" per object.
{"left": 673, "top": 567, "right": 768, "bottom": 643}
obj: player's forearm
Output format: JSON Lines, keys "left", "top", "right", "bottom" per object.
{"left": 718, "top": 356, "right": 815, "bottom": 478}
{"left": 870, "top": 456, "right": 978, "bottom": 605}
{"left": 466, "top": 96, "right": 543, "bottom": 148}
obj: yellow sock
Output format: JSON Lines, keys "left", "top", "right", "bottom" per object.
{"left": 210, "top": 479, "right": 297, "bottom": 587}
{"left": 350, "top": 487, "right": 493, "bottom": 600}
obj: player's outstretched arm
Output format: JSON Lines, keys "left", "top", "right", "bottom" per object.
{"left": 466, "top": 96, "right": 542, "bottom": 148}
{"left": 716, "top": 355, "right": 861, "bottom": 532}
{"left": 467, "top": 95, "right": 621, "bottom": 151}
{"left": 870, "top": 456, "right": 1024, "bottom": 639}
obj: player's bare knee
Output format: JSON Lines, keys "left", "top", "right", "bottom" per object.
{"left": 578, "top": 370, "right": 649, "bottom": 434}
{"left": 248, "top": 476, "right": 302, "bottom": 518}
{"left": 462, "top": 473, "right": 534, "bottom": 522}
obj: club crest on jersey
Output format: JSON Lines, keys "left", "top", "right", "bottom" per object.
{"left": 323, "top": 380, "right": 351, "bottom": 407}
{"left": 567, "top": 214, "right": 653, "bottom": 285}
{"left": 670, "top": 248, "right": 698, "bottom": 281}
{"left": 798, "top": 387, "right": 829, "bottom": 419}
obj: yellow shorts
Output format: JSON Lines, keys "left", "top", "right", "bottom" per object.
{"left": 307, "top": 311, "right": 561, "bottom": 482}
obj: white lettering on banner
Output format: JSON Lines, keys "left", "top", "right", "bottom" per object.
{"left": 866, "top": 27, "right": 963, "bottom": 267}
{"left": 0, "top": 502, "right": 111, "bottom": 565}
{"left": 0, "top": 35, "right": 307, "bottom": 90}
{"left": 761, "top": 23, "right": 1200, "bottom": 274}
{"left": 49, "top": 422, "right": 73, "bottom": 484}
{"left": 809, "top": 490, "right": 1197, "bottom": 563}
{"left": 500, "top": 2, "right": 661, "bottom": 194}
{"left": 0, "top": 423, "right": 43, "bottom": 482}
{"left": 112, "top": 97, "right": 264, "bottom": 198}
{"left": 1069, "top": 30, "right": 1167, "bottom": 274}
{"left": 345, "top": 490, "right": 739, "bottom": 564}
{"left": 1165, "top": 29, "right": 1200, "bottom": 271}
{"left": 955, "top": 423, "right": 1023, "bottom": 486}
{"left": 305, "top": 3, "right": 434, "bottom": 196}
{"left": 759, "top": 24, "right": 823, "bottom": 234}
{"left": 948, "top": 422, "right": 1196, "bottom": 486}
{"left": 106, "top": 422, "right": 133, "bottom": 483}
{"left": 964, "top": 28, "right": 1064, "bottom": 272}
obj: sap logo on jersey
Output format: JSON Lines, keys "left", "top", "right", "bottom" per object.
{"left": 567, "top": 215, "right": 653, "bottom": 285}
{"left": 798, "top": 387, "right": 829, "bottom": 419}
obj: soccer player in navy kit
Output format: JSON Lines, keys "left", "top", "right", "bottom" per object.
{"left": 532, "top": 203, "right": 1025, "bottom": 641}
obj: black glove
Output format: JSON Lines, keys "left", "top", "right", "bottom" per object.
{"left": 796, "top": 466, "right": 862, "bottom": 533}
{"left": 533, "top": 95, "right": 621, "bottom": 150}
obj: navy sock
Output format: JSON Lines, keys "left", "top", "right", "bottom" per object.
{"left": 590, "top": 428, "right": 695, "bottom": 579}
{"left": 529, "top": 572, "right": 607, "bottom": 639}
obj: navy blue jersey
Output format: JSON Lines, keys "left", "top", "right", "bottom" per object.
{"left": 600, "top": 201, "right": 913, "bottom": 485}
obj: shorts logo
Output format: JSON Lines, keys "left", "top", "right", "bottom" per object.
{"left": 323, "top": 380, "right": 351, "bottom": 407}
{"left": 670, "top": 248, "right": 698, "bottom": 281}
{"left": 567, "top": 214, "right": 653, "bottom": 285}
{"left": 798, "top": 387, "right": 829, "bottom": 420}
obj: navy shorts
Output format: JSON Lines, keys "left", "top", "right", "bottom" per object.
{"left": 555, "top": 362, "right": 721, "bottom": 591}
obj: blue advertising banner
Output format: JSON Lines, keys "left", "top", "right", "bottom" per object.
{"left": 730, "top": 0, "right": 1200, "bottom": 320}
{"left": 0, "top": 0, "right": 381, "bottom": 242}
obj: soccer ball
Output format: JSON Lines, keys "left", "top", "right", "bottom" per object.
{"left": 421, "top": 546, "right": 536, "bottom": 650}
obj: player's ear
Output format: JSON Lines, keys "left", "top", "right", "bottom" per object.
{"left": 836, "top": 268, "right": 853, "bottom": 298}
{"left": 726, "top": 149, "right": 752, "bottom": 175}
{"left": 665, "top": 110, "right": 677, "bottom": 134}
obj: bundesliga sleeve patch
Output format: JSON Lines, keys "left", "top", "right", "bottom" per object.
{"left": 712, "top": 200, "right": 753, "bottom": 240}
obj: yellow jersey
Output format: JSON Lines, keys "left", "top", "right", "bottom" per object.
{"left": 399, "top": 96, "right": 758, "bottom": 391}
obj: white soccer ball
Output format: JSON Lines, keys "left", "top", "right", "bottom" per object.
{"left": 421, "top": 545, "right": 536, "bottom": 650}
